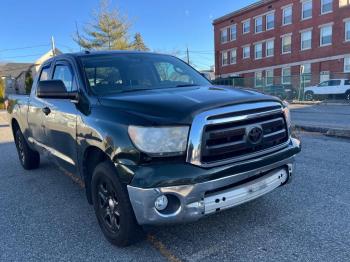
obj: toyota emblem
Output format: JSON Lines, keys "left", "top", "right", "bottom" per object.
{"left": 246, "top": 126, "right": 263, "bottom": 145}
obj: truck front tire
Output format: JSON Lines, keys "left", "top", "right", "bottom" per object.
{"left": 91, "top": 161, "right": 144, "bottom": 247}
{"left": 14, "top": 129, "right": 40, "bottom": 170}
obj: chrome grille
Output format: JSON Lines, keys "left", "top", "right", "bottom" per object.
{"left": 186, "top": 102, "right": 290, "bottom": 167}
{"left": 201, "top": 113, "right": 288, "bottom": 163}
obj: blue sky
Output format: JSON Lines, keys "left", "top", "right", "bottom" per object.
{"left": 0, "top": 0, "right": 256, "bottom": 69}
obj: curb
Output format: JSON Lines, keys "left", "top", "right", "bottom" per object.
{"left": 293, "top": 124, "right": 350, "bottom": 139}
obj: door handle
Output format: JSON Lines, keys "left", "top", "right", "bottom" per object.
{"left": 42, "top": 107, "right": 51, "bottom": 116}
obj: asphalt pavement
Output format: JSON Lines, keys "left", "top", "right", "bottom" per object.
{"left": 0, "top": 111, "right": 350, "bottom": 261}
{"left": 290, "top": 104, "right": 350, "bottom": 130}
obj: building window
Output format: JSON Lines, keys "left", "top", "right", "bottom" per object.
{"left": 266, "top": 40, "right": 274, "bottom": 57}
{"left": 300, "top": 64, "right": 312, "bottom": 87}
{"left": 302, "top": 0, "right": 313, "bottom": 20}
{"left": 254, "top": 43, "right": 263, "bottom": 59}
{"left": 255, "top": 71, "right": 263, "bottom": 87}
{"left": 282, "top": 68, "right": 291, "bottom": 84}
{"left": 345, "top": 57, "right": 350, "bottom": 72}
{"left": 320, "top": 71, "right": 330, "bottom": 82}
{"left": 320, "top": 25, "right": 332, "bottom": 46}
{"left": 301, "top": 30, "right": 312, "bottom": 50}
{"left": 282, "top": 5, "right": 293, "bottom": 25}
{"left": 265, "top": 70, "right": 274, "bottom": 86}
{"left": 230, "top": 49, "right": 237, "bottom": 64}
{"left": 339, "top": 0, "right": 350, "bottom": 7}
{"left": 346, "top": 20, "right": 350, "bottom": 41}
{"left": 221, "top": 51, "right": 228, "bottom": 66}
{"left": 243, "top": 46, "right": 250, "bottom": 59}
{"left": 255, "top": 16, "right": 263, "bottom": 33}
{"left": 282, "top": 35, "right": 292, "bottom": 54}
{"left": 266, "top": 13, "right": 275, "bottom": 30}
{"left": 220, "top": 29, "right": 228, "bottom": 43}
{"left": 243, "top": 20, "right": 250, "bottom": 34}
{"left": 321, "top": 0, "right": 333, "bottom": 14}
{"left": 230, "top": 25, "right": 237, "bottom": 41}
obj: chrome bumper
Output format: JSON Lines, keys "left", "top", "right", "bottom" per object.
{"left": 127, "top": 156, "right": 296, "bottom": 225}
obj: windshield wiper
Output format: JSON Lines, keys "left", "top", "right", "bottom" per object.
{"left": 120, "top": 88, "right": 153, "bottom": 93}
{"left": 175, "top": 84, "right": 200, "bottom": 87}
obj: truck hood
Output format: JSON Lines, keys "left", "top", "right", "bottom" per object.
{"left": 98, "top": 85, "right": 281, "bottom": 125}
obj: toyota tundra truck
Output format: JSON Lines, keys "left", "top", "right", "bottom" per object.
{"left": 7, "top": 51, "right": 301, "bottom": 246}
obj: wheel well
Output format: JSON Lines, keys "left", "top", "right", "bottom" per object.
{"left": 82, "top": 146, "right": 109, "bottom": 204}
{"left": 11, "top": 119, "right": 20, "bottom": 138}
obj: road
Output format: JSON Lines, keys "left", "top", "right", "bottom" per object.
{"left": 0, "top": 111, "right": 350, "bottom": 261}
{"left": 290, "top": 104, "right": 350, "bottom": 130}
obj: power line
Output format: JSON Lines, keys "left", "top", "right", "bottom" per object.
{"left": 0, "top": 44, "right": 50, "bottom": 53}
{"left": 0, "top": 53, "right": 44, "bottom": 60}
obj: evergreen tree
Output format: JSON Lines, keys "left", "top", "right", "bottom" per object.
{"left": 131, "top": 33, "right": 149, "bottom": 51}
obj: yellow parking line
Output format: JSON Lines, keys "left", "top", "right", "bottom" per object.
{"left": 147, "top": 234, "right": 182, "bottom": 262}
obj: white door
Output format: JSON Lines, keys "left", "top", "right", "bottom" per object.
{"left": 313, "top": 81, "right": 330, "bottom": 95}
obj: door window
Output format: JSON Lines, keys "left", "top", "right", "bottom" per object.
{"left": 53, "top": 64, "right": 77, "bottom": 92}
{"left": 328, "top": 80, "right": 341, "bottom": 86}
{"left": 39, "top": 66, "right": 51, "bottom": 81}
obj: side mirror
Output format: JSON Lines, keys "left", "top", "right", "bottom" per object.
{"left": 37, "top": 80, "right": 78, "bottom": 100}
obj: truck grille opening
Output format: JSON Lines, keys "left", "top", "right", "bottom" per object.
{"left": 201, "top": 112, "right": 289, "bottom": 164}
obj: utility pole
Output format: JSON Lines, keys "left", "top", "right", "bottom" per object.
{"left": 186, "top": 47, "right": 190, "bottom": 64}
{"left": 51, "top": 36, "right": 56, "bottom": 56}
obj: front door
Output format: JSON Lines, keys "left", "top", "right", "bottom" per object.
{"left": 42, "top": 60, "right": 79, "bottom": 174}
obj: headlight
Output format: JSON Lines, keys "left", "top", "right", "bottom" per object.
{"left": 128, "top": 126, "right": 189, "bottom": 156}
{"left": 282, "top": 101, "right": 291, "bottom": 128}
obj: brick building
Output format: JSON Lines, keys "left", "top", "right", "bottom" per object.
{"left": 213, "top": 0, "right": 350, "bottom": 88}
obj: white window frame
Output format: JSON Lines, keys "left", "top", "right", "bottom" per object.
{"left": 230, "top": 24, "right": 237, "bottom": 41}
{"left": 321, "top": 0, "right": 333, "bottom": 14}
{"left": 319, "top": 24, "right": 333, "bottom": 47}
{"left": 255, "top": 16, "right": 263, "bottom": 33}
{"left": 282, "top": 67, "right": 291, "bottom": 84}
{"left": 221, "top": 51, "right": 229, "bottom": 66}
{"left": 300, "top": 29, "right": 312, "bottom": 50}
{"left": 254, "top": 43, "right": 263, "bottom": 60}
{"left": 230, "top": 49, "right": 237, "bottom": 64}
{"left": 345, "top": 19, "right": 350, "bottom": 42}
{"left": 266, "top": 12, "right": 275, "bottom": 31}
{"left": 282, "top": 5, "right": 293, "bottom": 26}
{"left": 301, "top": 0, "right": 313, "bottom": 20}
{"left": 242, "top": 45, "right": 250, "bottom": 59}
{"left": 281, "top": 34, "right": 292, "bottom": 54}
{"left": 345, "top": 57, "right": 350, "bottom": 73}
{"left": 242, "top": 19, "right": 250, "bottom": 34}
{"left": 255, "top": 71, "right": 263, "bottom": 87}
{"left": 265, "top": 69, "right": 274, "bottom": 86}
{"left": 220, "top": 28, "right": 228, "bottom": 43}
{"left": 266, "top": 39, "right": 274, "bottom": 57}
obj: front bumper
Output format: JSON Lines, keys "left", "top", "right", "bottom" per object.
{"left": 127, "top": 138, "right": 300, "bottom": 225}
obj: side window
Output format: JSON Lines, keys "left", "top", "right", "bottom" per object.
{"left": 329, "top": 80, "right": 341, "bottom": 86}
{"left": 52, "top": 64, "right": 77, "bottom": 92}
{"left": 345, "top": 80, "right": 350, "bottom": 86}
{"left": 319, "top": 81, "right": 329, "bottom": 87}
{"left": 39, "top": 66, "right": 50, "bottom": 81}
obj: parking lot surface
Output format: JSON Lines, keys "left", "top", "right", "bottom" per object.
{"left": 0, "top": 111, "right": 349, "bottom": 261}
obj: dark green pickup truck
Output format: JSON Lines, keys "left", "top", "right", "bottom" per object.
{"left": 7, "top": 51, "right": 300, "bottom": 246}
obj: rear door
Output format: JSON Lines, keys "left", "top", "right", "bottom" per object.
{"left": 27, "top": 64, "right": 51, "bottom": 148}
{"left": 42, "top": 59, "right": 79, "bottom": 174}
{"left": 327, "top": 80, "right": 342, "bottom": 94}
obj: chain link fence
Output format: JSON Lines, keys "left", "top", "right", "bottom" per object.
{"left": 213, "top": 73, "right": 350, "bottom": 102}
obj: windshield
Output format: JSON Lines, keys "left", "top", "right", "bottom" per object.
{"left": 79, "top": 53, "right": 211, "bottom": 95}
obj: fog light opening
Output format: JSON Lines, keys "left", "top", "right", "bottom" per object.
{"left": 155, "top": 195, "right": 168, "bottom": 211}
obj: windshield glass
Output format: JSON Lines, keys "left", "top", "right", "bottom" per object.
{"left": 79, "top": 53, "right": 211, "bottom": 95}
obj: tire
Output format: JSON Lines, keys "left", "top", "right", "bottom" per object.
{"left": 345, "top": 91, "right": 350, "bottom": 102}
{"left": 305, "top": 91, "right": 314, "bottom": 101}
{"left": 91, "top": 161, "right": 144, "bottom": 247}
{"left": 14, "top": 129, "right": 40, "bottom": 170}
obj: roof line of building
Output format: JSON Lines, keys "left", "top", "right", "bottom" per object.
{"left": 213, "top": 0, "right": 274, "bottom": 25}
